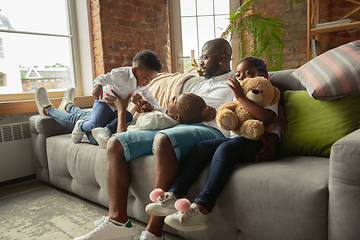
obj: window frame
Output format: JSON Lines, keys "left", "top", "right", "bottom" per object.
{"left": 0, "top": 0, "right": 95, "bottom": 116}
{"left": 169, "top": 0, "right": 240, "bottom": 73}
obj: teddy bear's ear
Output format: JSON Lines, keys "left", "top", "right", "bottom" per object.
{"left": 240, "top": 78, "right": 249, "bottom": 87}
{"left": 271, "top": 86, "right": 281, "bottom": 105}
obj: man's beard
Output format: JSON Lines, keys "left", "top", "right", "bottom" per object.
{"left": 202, "top": 62, "right": 221, "bottom": 79}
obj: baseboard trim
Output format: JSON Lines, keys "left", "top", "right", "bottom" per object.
{"left": 0, "top": 174, "right": 36, "bottom": 188}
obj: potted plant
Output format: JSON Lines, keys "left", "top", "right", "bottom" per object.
{"left": 221, "top": 0, "right": 286, "bottom": 71}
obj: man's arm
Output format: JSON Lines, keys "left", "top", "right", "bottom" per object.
{"left": 105, "top": 90, "right": 131, "bottom": 133}
{"left": 255, "top": 133, "right": 279, "bottom": 162}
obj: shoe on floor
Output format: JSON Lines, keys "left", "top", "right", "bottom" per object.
{"left": 164, "top": 203, "right": 209, "bottom": 232}
{"left": 145, "top": 192, "right": 177, "bottom": 216}
{"left": 92, "top": 127, "right": 111, "bottom": 149}
{"left": 59, "top": 87, "right": 75, "bottom": 112}
{"left": 74, "top": 216, "right": 134, "bottom": 240}
{"left": 35, "top": 87, "right": 52, "bottom": 116}
{"left": 140, "top": 231, "right": 165, "bottom": 240}
{"left": 72, "top": 120, "right": 85, "bottom": 143}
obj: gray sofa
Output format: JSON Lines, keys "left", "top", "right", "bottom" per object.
{"left": 29, "top": 70, "right": 360, "bottom": 240}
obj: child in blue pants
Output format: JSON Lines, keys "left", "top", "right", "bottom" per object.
{"left": 71, "top": 50, "right": 162, "bottom": 144}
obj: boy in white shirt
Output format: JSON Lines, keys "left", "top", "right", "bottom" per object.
{"left": 71, "top": 50, "right": 162, "bottom": 144}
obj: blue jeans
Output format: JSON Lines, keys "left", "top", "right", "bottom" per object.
{"left": 47, "top": 103, "right": 132, "bottom": 145}
{"left": 47, "top": 104, "right": 98, "bottom": 145}
{"left": 169, "top": 137, "right": 263, "bottom": 213}
{"left": 79, "top": 100, "right": 132, "bottom": 133}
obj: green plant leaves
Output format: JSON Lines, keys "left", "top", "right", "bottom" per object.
{"left": 221, "top": 0, "right": 286, "bottom": 71}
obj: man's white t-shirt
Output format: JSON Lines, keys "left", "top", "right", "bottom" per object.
{"left": 190, "top": 71, "right": 235, "bottom": 137}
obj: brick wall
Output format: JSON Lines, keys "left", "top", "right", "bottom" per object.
{"left": 90, "top": 0, "right": 171, "bottom": 78}
{"left": 253, "top": 0, "right": 360, "bottom": 69}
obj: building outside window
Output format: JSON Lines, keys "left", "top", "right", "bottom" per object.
{"left": 0, "top": 0, "right": 94, "bottom": 105}
{"left": 0, "top": 0, "right": 74, "bottom": 95}
{"left": 0, "top": 74, "right": 4, "bottom": 86}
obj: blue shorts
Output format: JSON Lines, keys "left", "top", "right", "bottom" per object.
{"left": 114, "top": 123, "right": 225, "bottom": 162}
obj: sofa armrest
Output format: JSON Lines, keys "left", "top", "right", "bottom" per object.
{"left": 329, "top": 129, "right": 360, "bottom": 240}
{"left": 29, "top": 115, "right": 72, "bottom": 183}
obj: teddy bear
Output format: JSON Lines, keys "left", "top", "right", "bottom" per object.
{"left": 216, "top": 76, "right": 280, "bottom": 140}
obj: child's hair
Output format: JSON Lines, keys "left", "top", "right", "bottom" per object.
{"left": 176, "top": 93, "right": 216, "bottom": 124}
{"left": 238, "top": 56, "right": 269, "bottom": 79}
{"left": 133, "top": 50, "right": 162, "bottom": 72}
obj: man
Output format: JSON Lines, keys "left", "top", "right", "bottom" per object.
{"left": 74, "top": 38, "right": 279, "bottom": 240}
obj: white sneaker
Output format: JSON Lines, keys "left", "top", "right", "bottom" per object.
{"left": 74, "top": 216, "right": 134, "bottom": 240}
{"left": 145, "top": 192, "right": 178, "bottom": 216}
{"left": 35, "top": 87, "right": 52, "bottom": 116}
{"left": 59, "top": 87, "right": 75, "bottom": 112}
{"left": 72, "top": 120, "right": 85, "bottom": 143}
{"left": 140, "top": 231, "right": 164, "bottom": 240}
{"left": 92, "top": 127, "right": 111, "bottom": 149}
{"left": 164, "top": 203, "right": 209, "bottom": 232}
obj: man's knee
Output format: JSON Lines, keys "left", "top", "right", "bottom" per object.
{"left": 153, "top": 133, "right": 171, "bottom": 149}
{"left": 106, "top": 136, "right": 124, "bottom": 157}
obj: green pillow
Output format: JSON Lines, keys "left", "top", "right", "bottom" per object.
{"left": 278, "top": 91, "right": 360, "bottom": 158}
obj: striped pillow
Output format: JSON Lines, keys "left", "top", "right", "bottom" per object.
{"left": 291, "top": 40, "right": 360, "bottom": 100}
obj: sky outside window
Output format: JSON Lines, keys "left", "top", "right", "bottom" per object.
{"left": 179, "top": 0, "right": 230, "bottom": 73}
{"left": 0, "top": 0, "right": 74, "bottom": 94}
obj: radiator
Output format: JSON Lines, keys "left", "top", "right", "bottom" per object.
{"left": 0, "top": 122, "right": 35, "bottom": 183}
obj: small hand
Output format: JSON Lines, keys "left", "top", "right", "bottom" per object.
{"left": 92, "top": 85, "right": 103, "bottom": 100}
{"left": 105, "top": 90, "right": 131, "bottom": 112}
{"left": 137, "top": 99, "right": 153, "bottom": 112}
{"left": 255, "top": 133, "right": 279, "bottom": 162}
{"left": 226, "top": 77, "right": 245, "bottom": 100}
{"left": 132, "top": 94, "right": 143, "bottom": 104}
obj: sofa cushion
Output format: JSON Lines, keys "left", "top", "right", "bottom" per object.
{"left": 279, "top": 90, "right": 360, "bottom": 157}
{"left": 178, "top": 156, "right": 329, "bottom": 240}
{"left": 291, "top": 40, "right": 360, "bottom": 100}
{"left": 46, "top": 134, "right": 109, "bottom": 207}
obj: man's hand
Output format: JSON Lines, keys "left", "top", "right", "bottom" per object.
{"left": 105, "top": 90, "right": 131, "bottom": 112}
{"left": 255, "top": 133, "right": 279, "bottom": 162}
{"left": 92, "top": 85, "right": 103, "bottom": 100}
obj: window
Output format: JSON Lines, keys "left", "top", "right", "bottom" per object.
{"left": 0, "top": 0, "right": 74, "bottom": 95}
{"left": 170, "top": 0, "right": 239, "bottom": 73}
{"left": 0, "top": 0, "right": 94, "bottom": 102}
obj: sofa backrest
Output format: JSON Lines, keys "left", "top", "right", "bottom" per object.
{"left": 180, "top": 76, "right": 205, "bottom": 94}
{"left": 269, "top": 69, "right": 305, "bottom": 107}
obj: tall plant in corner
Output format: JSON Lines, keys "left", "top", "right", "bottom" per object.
{"left": 221, "top": 0, "right": 286, "bottom": 71}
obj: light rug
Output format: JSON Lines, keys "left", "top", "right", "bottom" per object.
{"left": 0, "top": 182, "right": 143, "bottom": 240}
